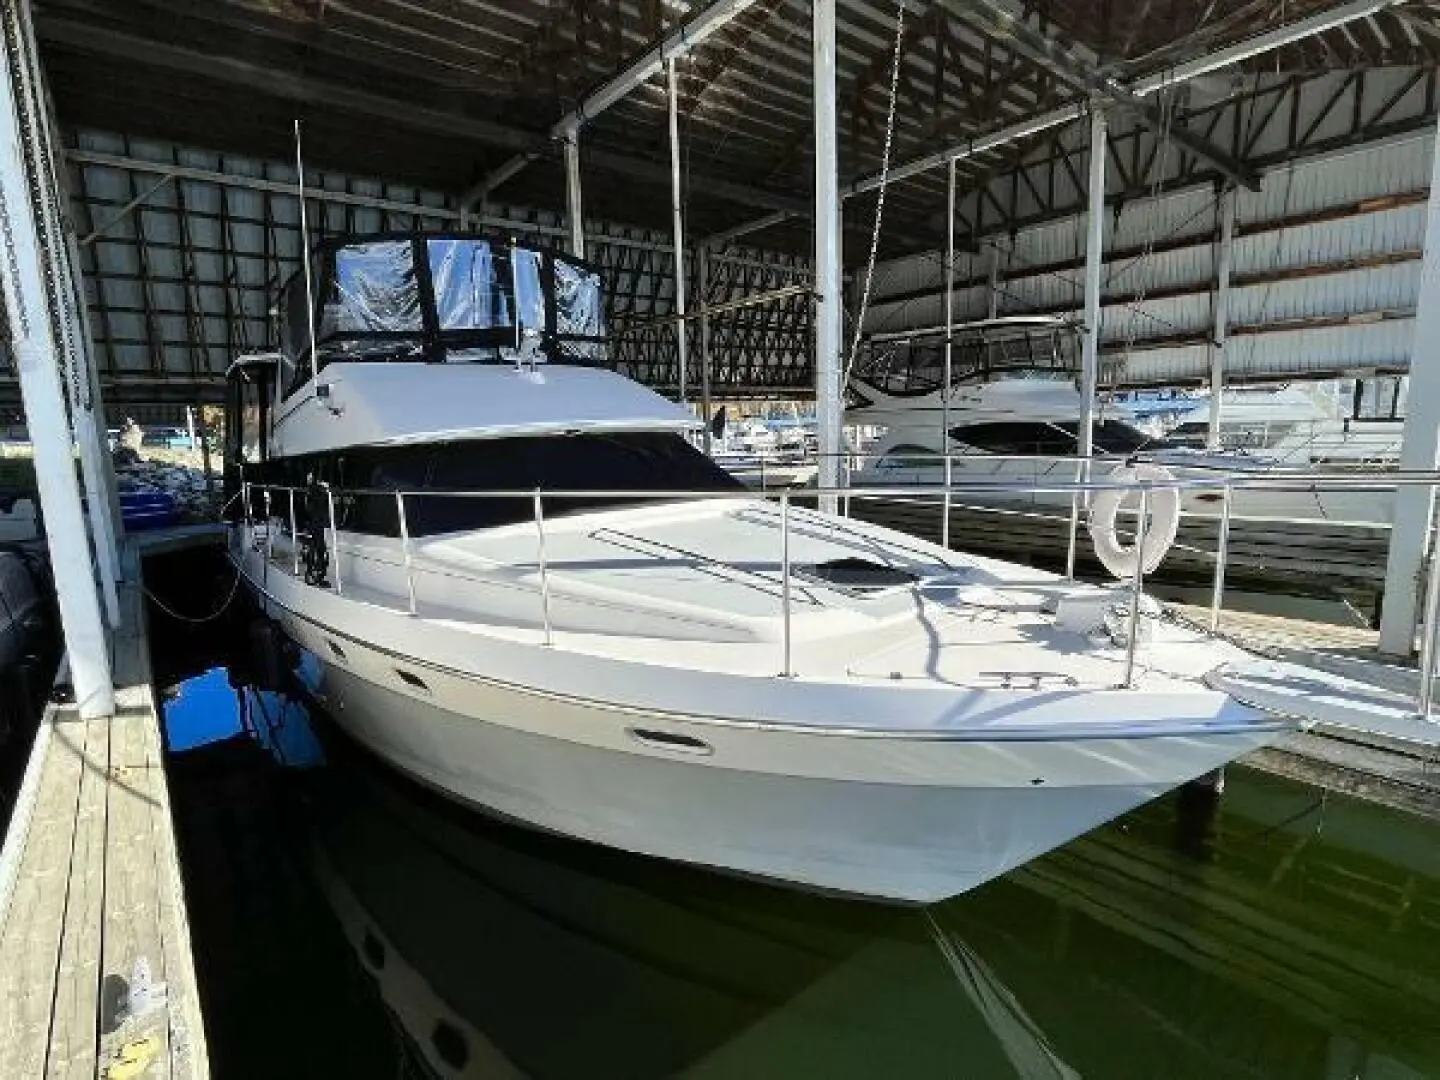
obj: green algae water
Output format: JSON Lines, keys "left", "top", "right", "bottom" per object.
{"left": 149, "top": 551, "right": 1440, "bottom": 1080}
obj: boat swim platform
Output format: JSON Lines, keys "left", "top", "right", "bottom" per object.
{"left": 0, "top": 538, "right": 208, "bottom": 1079}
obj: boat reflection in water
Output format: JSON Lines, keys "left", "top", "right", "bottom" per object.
{"left": 171, "top": 659, "right": 1440, "bottom": 1080}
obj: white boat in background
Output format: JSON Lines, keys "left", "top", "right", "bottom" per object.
{"left": 1166, "top": 381, "right": 1405, "bottom": 467}
{"left": 846, "top": 329, "right": 1393, "bottom": 526}
{"left": 708, "top": 407, "right": 819, "bottom": 489}
{"left": 226, "top": 232, "right": 1310, "bottom": 904}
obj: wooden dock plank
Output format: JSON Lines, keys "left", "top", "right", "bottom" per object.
{"left": 97, "top": 705, "right": 173, "bottom": 1080}
{"left": 47, "top": 716, "right": 112, "bottom": 1080}
{"left": 0, "top": 713, "right": 87, "bottom": 1078}
{"left": 0, "top": 539, "right": 210, "bottom": 1080}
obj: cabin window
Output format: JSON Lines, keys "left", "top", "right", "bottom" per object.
{"left": 553, "top": 258, "right": 605, "bottom": 338}
{"left": 336, "top": 432, "right": 741, "bottom": 538}
{"left": 949, "top": 422, "right": 1076, "bottom": 456}
{"left": 877, "top": 445, "right": 941, "bottom": 470}
{"left": 948, "top": 421, "right": 1156, "bottom": 457}
{"left": 325, "top": 241, "right": 423, "bottom": 335}
{"left": 427, "top": 239, "right": 509, "bottom": 331}
{"left": 513, "top": 248, "right": 545, "bottom": 333}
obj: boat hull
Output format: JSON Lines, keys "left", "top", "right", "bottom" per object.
{"left": 243, "top": 589, "right": 1273, "bottom": 904}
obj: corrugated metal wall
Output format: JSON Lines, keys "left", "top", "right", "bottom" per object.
{"left": 48, "top": 129, "right": 812, "bottom": 410}
{"left": 864, "top": 121, "right": 1436, "bottom": 388}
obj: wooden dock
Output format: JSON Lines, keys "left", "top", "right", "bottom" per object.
{"left": 0, "top": 541, "right": 207, "bottom": 1079}
{"left": 1165, "top": 603, "right": 1440, "bottom": 821}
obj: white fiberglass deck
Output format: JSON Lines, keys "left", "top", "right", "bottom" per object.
{"left": 251, "top": 496, "right": 1251, "bottom": 711}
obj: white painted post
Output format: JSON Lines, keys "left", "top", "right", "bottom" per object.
{"left": 1207, "top": 186, "right": 1236, "bottom": 451}
{"left": 1067, "top": 104, "right": 1106, "bottom": 578}
{"left": 1380, "top": 114, "right": 1440, "bottom": 656}
{"left": 986, "top": 241, "right": 1001, "bottom": 320}
{"left": 814, "top": 0, "right": 842, "bottom": 514}
{"left": 0, "top": 45, "right": 113, "bottom": 718}
{"left": 564, "top": 132, "right": 585, "bottom": 259}
{"left": 9, "top": 7, "right": 123, "bottom": 627}
{"left": 667, "top": 57, "right": 689, "bottom": 404}
{"left": 1078, "top": 104, "right": 1106, "bottom": 461}
{"left": 699, "top": 245, "right": 713, "bottom": 453}
{"left": 942, "top": 157, "right": 956, "bottom": 550}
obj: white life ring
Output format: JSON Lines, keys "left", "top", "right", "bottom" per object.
{"left": 1088, "top": 462, "right": 1181, "bottom": 579}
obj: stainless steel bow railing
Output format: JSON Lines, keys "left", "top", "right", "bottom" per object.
{"left": 239, "top": 462, "right": 1440, "bottom": 713}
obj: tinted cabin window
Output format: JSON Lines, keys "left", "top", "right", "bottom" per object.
{"left": 950, "top": 420, "right": 1154, "bottom": 457}
{"left": 1088, "top": 421, "right": 1155, "bottom": 454}
{"left": 949, "top": 422, "right": 1076, "bottom": 456}
{"left": 338, "top": 432, "right": 742, "bottom": 537}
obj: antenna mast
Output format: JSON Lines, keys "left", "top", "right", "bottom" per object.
{"left": 294, "top": 119, "right": 319, "bottom": 366}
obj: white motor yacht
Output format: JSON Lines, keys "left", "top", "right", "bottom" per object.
{"left": 227, "top": 232, "right": 1307, "bottom": 904}
{"left": 1166, "top": 382, "right": 1405, "bottom": 467}
{"left": 847, "top": 330, "right": 1391, "bottom": 526}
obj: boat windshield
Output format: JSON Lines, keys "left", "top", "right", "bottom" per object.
{"left": 307, "top": 431, "right": 745, "bottom": 538}
{"left": 852, "top": 328, "right": 1077, "bottom": 397}
{"left": 278, "top": 234, "right": 609, "bottom": 398}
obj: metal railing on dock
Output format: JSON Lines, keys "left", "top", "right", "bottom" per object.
{"left": 240, "top": 460, "right": 1440, "bottom": 714}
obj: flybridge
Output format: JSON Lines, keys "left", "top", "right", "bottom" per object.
{"left": 276, "top": 232, "right": 610, "bottom": 399}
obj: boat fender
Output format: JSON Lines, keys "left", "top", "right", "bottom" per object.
{"left": 1088, "top": 463, "right": 1180, "bottom": 579}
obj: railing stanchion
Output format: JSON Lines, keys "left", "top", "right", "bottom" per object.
{"left": 1064, "top": 458, "right": 1083, "bottom": 580}
{"left": 1209, "top": 481, "right": 1233, "bottom": 635}
{"left": 534, "top": 489, "right": 553, "bottom": 647}
{"left": 396, "top": 491, "right": 417, "bottom": 616}
{"left": 289, "top": 488, "right": 300, "bottom": 576}
{"left": 942, "top": 455, "right": 952, "bottom": 549}
{"left": 780, "top": 491, "right": 793, "bottom": 677}
{"left": 1417, "top": 478, "right": 1440, "bottom": 717}
{"left": 326, "top": 484, "right": 341, "bottom": 595}
{"left": 242, "top": 480, "right": 251, "bottom": 530}
{"left": 1122, "top": 485, "right": 1150, "bottom": 690}
{"left": 262, "top": 488, "right": 272, "bottom": 587}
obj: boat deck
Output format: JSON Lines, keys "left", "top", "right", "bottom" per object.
{"left": 0, "top": 538, "right": 207, "bottom": 1079}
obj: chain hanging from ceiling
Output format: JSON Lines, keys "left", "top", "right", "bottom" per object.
{"left": 843, "top": 0, "right": 905, "bottom": 386}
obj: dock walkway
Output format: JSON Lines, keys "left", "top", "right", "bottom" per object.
{"left": 1172, "top": 604, "right": 1440, "bottom": 818}
{"left": 0, "top": 539, "right": 207, "bottom": 1079}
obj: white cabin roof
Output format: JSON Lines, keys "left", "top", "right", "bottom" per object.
{"left": 270, "top": 362, "right": 697, "bottom": 458}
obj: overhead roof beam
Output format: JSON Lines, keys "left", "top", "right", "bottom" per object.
{"left": 701, "top": 209, "right": 793, "bottom": 248}
{"left": 936, "top": 0, "right": 1261, "bottom": 190}
{"left": 847, "top": 0, "right": 1405, "bottom": 196}
{"left": 38, "top": 12, "right": 804, "bottom": 218}
{"left": 464, "top": 0, "right": 757, "bottom": 207}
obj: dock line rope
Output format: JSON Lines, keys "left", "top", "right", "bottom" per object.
{"left": 138, "top": 489, "right": 244, "bottom": 623}
{"left": 141, "top": 560, "right": 242, "bottom": 624}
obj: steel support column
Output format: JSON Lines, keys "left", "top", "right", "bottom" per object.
{"left": 986, "top": 242, "right": 1001, "bottom": 320}
{"left": 0, "top": 7, "right": 113, "bottom": 717}
{"left": 19, "top": 4, "right": 122, "bottom": 627}
{"left": 1380, "top": 113, "right": 1440, "bottom": 655}
{"left": 942, "top": 157, "right": 956, "bottom": 549}
{"left": 699, "top": 245, "right": 713, "bottom": 452}
{"left": 1207, "top": 186, "right": 1236, "bottom": 451}
{"left": 814, "top": 0, "right": 842, "bottom": 511}
{"left": 1078, "top": 105, "right": 1106, "bottom": 460}
{"left": 564, "top": 134, "right": 584, "bottom": 259}
{"left": 667, "top": 57, "right": 689, "bottom": 403}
